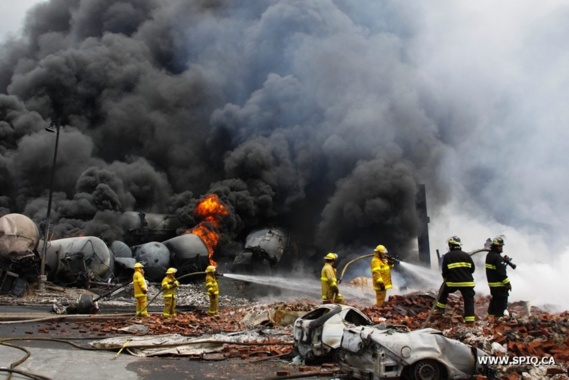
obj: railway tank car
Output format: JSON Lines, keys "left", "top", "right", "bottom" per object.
{"left": 39, "top": 236, "right": 112, "bottom": 287}
{"left": 232, "top": 228, "right": 290, "bottom": 275}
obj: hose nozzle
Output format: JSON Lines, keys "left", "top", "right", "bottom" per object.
{"left": 503, "top": 255, "right": 517, "bottom": 269}
{"left": 387, "top": 255, "right": 401, "bottom": 265}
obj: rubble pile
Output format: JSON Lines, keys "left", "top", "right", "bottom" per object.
{"left": 361, "top": 293, "right": 569, "bottom": 379}
{"left": 2, "top": 283, "right": 568, "bottom": 379}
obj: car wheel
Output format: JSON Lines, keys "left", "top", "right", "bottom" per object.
{"left": 409, "top": 359, "right": 442, "bottom": 380}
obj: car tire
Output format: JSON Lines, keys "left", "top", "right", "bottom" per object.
{"left": 408, "top": 359, "right": 443, "bottom": 380}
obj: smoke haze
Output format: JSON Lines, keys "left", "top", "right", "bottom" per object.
{"left": 1, "top": 0, "right": 568, "bottom": 308}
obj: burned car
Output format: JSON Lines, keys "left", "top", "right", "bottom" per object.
{"left": 337, "top": 326, "right": 490, "bottom": 380}
{"left": 293, "top": 304, "right": 373, "bottom": 362}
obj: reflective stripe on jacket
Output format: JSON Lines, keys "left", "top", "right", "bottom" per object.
{"left": 321, "top": 262, "right": 338, "bottom": 299}
{"left": 161, "top": 275, "right": 178, "bottom": 298}
{"left": 205, "top": 273, "right": 219, "bottom": 295}
{"left": 370, "top": 255, "right": 393, "bottom": 290}
{"left": 442, "top": 249, "right": 475, "bottom": 287}
{"left": 485, "top": 249, "right": 510, "bottom": 287}
{"left": 133, "top": 270, "right": 147, "bottom": 297}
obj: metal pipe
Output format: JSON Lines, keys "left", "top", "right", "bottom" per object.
{"left": 38, "top": 122, "right": 60, "bottom": 291}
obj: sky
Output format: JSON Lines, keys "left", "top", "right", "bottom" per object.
{"left": 1, "top": 0, "right": 568, "bottom": 311}
{"left": 0, "top": 0, "right": 47, "bottom": 40}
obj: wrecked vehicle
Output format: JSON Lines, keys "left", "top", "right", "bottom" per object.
{"left": 293, "top": 304, "right": 373, "bottom": 362}
{"left": 337, "top": 326, "right": 490, "bottom": 380}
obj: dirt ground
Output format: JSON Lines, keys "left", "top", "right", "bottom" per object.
{"left": 1, "top": 280, "right": 568, "bottom": 380}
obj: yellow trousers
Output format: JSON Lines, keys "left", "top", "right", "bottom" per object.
{"left": 135, "top": 296, "right": 148, "bottom": 317}
{"left": 163, "top": 296, "right": 177, "bottom": 317}
{"left": 208, "top": 294, "right": 218, "bottom": 315}
{"left": 375, "top": 290, "right": 387, "bottom": 306}
{"left": 323, "top": 291, "right": 345, "bottom": 304}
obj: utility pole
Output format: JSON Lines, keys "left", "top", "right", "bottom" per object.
{"left": 38, "top": 121, "right": 61, "bottom": 292}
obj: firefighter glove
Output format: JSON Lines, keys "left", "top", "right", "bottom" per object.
{"left": 142, "top": 289, "right": 147, "bottom": 294}
{"left": 505, "top": 283, "right": 512, "bottom": 291}
{"left": 378, "top": 282, "right": 386, "bottom": 291}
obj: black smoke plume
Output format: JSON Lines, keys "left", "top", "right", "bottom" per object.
{"left": 2, "top": 0, "right": 566, "bottom": 269}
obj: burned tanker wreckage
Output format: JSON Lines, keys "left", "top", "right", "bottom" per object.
{"left": 0, "top": 185, "right": 432, "bottom": 296}
{"left": 0, "top": 209, "right": 297, "bottom": 296}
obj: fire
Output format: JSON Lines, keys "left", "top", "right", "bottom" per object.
{"left": 189, "top": 194, "right": 228, "bottom": 265}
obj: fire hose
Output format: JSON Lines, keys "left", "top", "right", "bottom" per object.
{"left": 58, "top": 281, "right": 135, "bottom": 315}
{"left": 136, "top": 270, "right": 224, "bottom": 317}
{"left": 64, "top": 270, "right": 223, "bottom": 315}
{"left": 337, "top": 253, "right": 400, "bottom": 284}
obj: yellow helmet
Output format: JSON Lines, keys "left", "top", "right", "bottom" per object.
{"left": 324, "top": 253, "right": 337, "bottom": 261}
{"left": 134, "top": 262, "right": 144, "bottom": 268}
{"left": 206, "top": 265, "right": 216, "bottom": 273}
{"left": 166, "top": 267, "right": 177, "bottom": 275}
{"left": 374, "top": 245, "right": 388, "bottom": 254}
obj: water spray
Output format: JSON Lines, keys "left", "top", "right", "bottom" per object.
{"left": 222, "top": 273, "right": 322, "bottom": 296}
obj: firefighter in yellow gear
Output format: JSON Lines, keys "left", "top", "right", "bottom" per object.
{"left": 321, "top": 253, "right": 345, "bottom": 304}
{"left": 370, "top": 245, "right": 394, "bottom": 306}
{"left": 161, "top": 267, "right": 180, "bottom": 318}
{"left": 133, "top": 262, "right": 148, "bottom": 317}
{"left": 205, "top": 265, "right": 219, "bottom": 315}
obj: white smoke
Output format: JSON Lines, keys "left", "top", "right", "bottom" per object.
{"left": 422, "top": 0, "right": 569, "bottom": 310}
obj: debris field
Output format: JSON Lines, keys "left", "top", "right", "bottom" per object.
{"left": 1, "top": 282, "right": 568, "bottom": 380}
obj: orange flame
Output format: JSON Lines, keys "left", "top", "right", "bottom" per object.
{"left": 190, "top": 194, "right": 228, "bottom": 265}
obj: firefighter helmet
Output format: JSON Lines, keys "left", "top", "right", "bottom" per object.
{"left": 374, "top": 245, "right": 388, "bottom": 254}
{"left": 134, "top": 262, "right": 144, "bottom": 268}
{"left": 447, "top": 236, "right": 462, "bottom": 247}
{"left": 492, "top": 236, "right": 505, "bottom": 246}
{"left": 206, "top": 265, "right": 216, "bottom": 273}
{"left": 166, "top": 267, "right": 177, "bottom": 274}
{"left": 324, "top": 252, "right": 337, "bottom": 261}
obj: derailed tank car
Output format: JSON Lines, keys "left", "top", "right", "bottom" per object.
{"left": 130, "top": 241, "right": 170, "bottom": 282}
{"left": 120, "top": 211, "right": 181, "bottom": 246}
{"left": 163, "top": 234, "right": 209, "bottom": 278}
{"left": 40, "top": 236, "right": 113, "bottom": 288}
{"left": 0, "top": 213, "right": 40, "bottom": 287}
{"left": 0, "top": 213, "right": 39, "bottom": 263}
{"left": 232, "top": 228, "right": 290, "bottom": 275}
